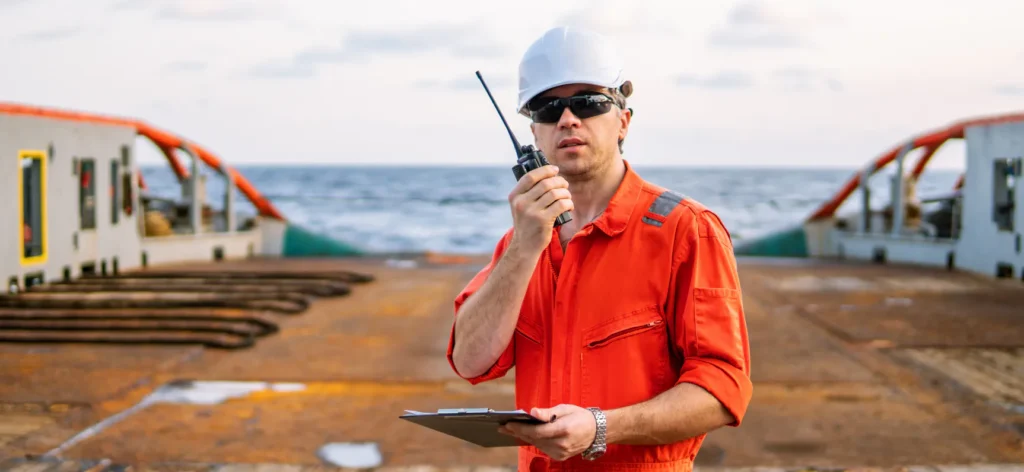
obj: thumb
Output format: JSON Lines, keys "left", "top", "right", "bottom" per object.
{"left": 531, "top": 404, "right": 574, "bottom": 421}
{"left": 530, "top": 406, "right": 555, "bottom": 421}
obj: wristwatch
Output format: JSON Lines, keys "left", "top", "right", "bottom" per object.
{"left": 582, "top": 407, "right": 607, "bottom": 461}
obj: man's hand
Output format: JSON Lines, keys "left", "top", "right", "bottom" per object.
{"left": 498, "top": 404, "right": 596, "bottom": 461}
{"left": 507, "top": 165, "right": 573, "bottom": 255}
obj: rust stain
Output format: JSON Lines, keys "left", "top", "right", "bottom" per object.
{"left": 15, "top": 357, "right": 44, "bottom": 376}
{"left": 245, "top": 381, "right": 446, "bottom": 401}
{"left": 424, "top": 251, "right": 473, "bottom": 265}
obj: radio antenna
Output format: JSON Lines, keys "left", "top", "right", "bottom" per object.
{"left": 476, "top": 70, "right": 523, "bottom": 158}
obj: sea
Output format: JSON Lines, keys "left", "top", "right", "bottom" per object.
{"left": 138, "top": 165, "right": 963, "bottom": 255}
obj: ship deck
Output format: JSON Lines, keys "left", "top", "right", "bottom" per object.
{"left": 0, "top": 255, "right": 1022, "bottom": 471}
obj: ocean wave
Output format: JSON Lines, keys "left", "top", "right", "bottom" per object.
{"left": 140, "top": 165, "right": 962, "bottom": 254}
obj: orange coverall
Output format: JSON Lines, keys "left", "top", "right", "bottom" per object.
{"left": 447, "top": 160, "right": 753, "bottom": 471}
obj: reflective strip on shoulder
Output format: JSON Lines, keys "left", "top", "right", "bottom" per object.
{"left": 642, "top": 190, "right": 686, "bottom": 227}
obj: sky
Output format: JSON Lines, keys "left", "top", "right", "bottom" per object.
{"left": 3, "top": 0, "right": 1024, "bottom": 170}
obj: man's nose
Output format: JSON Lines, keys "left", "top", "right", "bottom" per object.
{"left": 557, "top": 106, "right": 581, "bottom": 128}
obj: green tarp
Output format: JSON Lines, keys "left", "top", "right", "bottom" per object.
{"left": 733, "top": 224, "right": 809, "bottom": 258}
{"left": 281, "top": 224, "right": 365, "bottom": 258}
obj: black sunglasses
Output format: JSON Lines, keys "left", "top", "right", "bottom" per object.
{"left": 527, "top": 92, "right": 619, "bottom": 124}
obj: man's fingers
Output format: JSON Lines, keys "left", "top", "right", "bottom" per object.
{"left": 512, "top": 165, "right": 560, "bottom": 196}
{"left": 531, "top": 404, "right": 576, "bottom": 423}
{"left": 504, "top": 422, "right": 564, "bottom": 441}
{"left": 543, "top": 198, "right": 574, "bottom": 220}
{"left": 523, "top": 175, "right": 567, "bottom": 204}
{"left": 530, "top": 407, "right": 552, "bottom": 420}
{"left": 535, "top": 187, "right": 571, "bottom": 210}
{"left": 536, "top": 425, "right": 565, "bottom": 440}
{"left": 503, "top": 422, "right": 530, "bottom": 437}
{"left": 511, "top": 422, "right": 565, "bottom": 440}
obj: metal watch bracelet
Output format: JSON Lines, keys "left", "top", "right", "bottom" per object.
{"left": 582, "top": 407, "right": 607, "bottom": 460}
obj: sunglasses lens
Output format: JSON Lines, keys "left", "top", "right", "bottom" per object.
{"left": 532, "top": 104, "right": 563, "bottom": 123}
{"left": 530, "top": 94, "right": 615, "bottom": 123}
{"left": 571, "top": 96, "right": 613, "bottom": 119}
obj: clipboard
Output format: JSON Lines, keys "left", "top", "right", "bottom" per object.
{"left": 399, "top": 408, "right": 549, "bottom": 447}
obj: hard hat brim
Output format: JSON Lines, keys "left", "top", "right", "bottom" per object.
{"left": 517, "top": 77, "right": 627, "bottom": 117}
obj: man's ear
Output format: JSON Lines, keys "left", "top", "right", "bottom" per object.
{"left": 619, "top": 108, "right": 631, "bottom": 141}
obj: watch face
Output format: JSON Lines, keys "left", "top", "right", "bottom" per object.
{"left": 583, "top": 445, "right": 605, "bottom": 460}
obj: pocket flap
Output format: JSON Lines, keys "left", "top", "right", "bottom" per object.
{"left": 584, "top": 305, "right": 664, "bottom": 347}
{"left": 516, "top": 317, "right": 543, "bottom": 344}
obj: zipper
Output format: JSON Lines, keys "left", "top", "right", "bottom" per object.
{"left": 587, "top": 319, "right": 663, "bottom": 348}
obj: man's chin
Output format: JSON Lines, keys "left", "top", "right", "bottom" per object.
{"left": 551, "top": 157, "right": 593, "bottom": 176}
{"left": 551, "top": 148, "right": 588, "bottom": 164}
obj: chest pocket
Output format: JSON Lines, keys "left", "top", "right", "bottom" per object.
{"left": 579, "top": 304, "right": 676, "bottom": 410}
{"left": 577, "top": 188, "right": 688, "bottom": 410}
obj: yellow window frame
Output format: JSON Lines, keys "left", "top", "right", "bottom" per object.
{"left": 18, "top": 149, "right": 48, "bottom": 266}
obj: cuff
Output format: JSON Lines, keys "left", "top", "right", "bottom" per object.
{"left": 676, "top": 356, "right": 753, "bottom": 426}
{"left": 446, "top": 319, "right": 514, "bottom": 385}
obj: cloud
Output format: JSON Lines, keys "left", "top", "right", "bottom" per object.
{"left": 674, "top": 67, "right": 842, "bottom": 92}
{"left": 247, "top": 61, "right": 316, "bottom": 79}
{"left": 417, "top": 75, "right": 513, "bottom": 92}
{"left": 335, "top": 26, "right": 507, "bottom": 58}
{"left": 727, "top": 1, "right": 776, "bottom": 25}
{"left": 248, "top": 24, "right": 508, "bottom": 79}
{"left": 16, "top": 26, "right": 84, "bottom": 42}
{"left": 156, "top": 4, "right": 263, "bottom": 21}
{"left": 109, "top": 0, "right": 152, "bottom": 10}
{"left": 707, "top": 29, "right": 807, "bottom": 49}
{"left": 110, "top": 0, "right": 271, "bottom": 22}
{"left": 554, "top": 1, "right": 681, "bottom": 36}
{"left": 994, "top": 84, "right": 1024, "bottom": 96}
{"left": 676, "top": 71, "right": 755, "bottom": 90}
{"left": 164, "top": 60, "right": 208, "bottom": 73}
{"left": 774, "top": 66, "right": 844, "bottom": 92}
{"left": 707, "top": 0, "right": 839, "bottom": 50}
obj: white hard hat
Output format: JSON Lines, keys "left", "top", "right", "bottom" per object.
{"left": 517, "top": 26, "right": 630, "bottom": 116}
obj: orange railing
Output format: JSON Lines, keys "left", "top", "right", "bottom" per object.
{"left": 807, "top": 111, "right": 1024, "bottom": 221}
{"left": 1, "top": 101, "right": 284, "bottom": 221}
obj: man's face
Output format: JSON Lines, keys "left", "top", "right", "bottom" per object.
{"left": 528, "top": 83, "right": 630, "bottom": 179}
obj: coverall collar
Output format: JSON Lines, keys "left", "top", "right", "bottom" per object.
{"left": 590, "top": 159, "right": 644, "bottom": 237}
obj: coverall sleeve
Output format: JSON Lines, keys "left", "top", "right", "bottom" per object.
{"left": 668, "top": 208, "right": 753, "bottom": 426}
{"left": 445, "top": 231, "right": 517, "bottom": 384}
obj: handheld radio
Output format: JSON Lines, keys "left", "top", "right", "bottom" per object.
{"left": 475, "top": 71, "right": 572, "bottom": 228}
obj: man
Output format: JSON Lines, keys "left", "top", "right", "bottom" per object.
{"left": 446, "top": 26, "right": 752, "bottom": 471}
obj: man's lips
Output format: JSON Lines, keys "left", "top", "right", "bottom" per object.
{"left": 558, "top": 137, "right": 585, "bottom": 148}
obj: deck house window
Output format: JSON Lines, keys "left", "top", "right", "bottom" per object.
{"left": 111, "top": 159, "right": 120, "bottom": 225}
{"left": 993, "top": 157, "right": 1021, "bottom": 232}
{"left": 80, "top": 158, "right": 96, "bottom": 230}
{"left": 19, "top": 150, "right": 47, "bottom": 264}
{"left": 121, "top": 145, "right": 134, "bottom": 216}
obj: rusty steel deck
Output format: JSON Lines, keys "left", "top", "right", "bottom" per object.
{"left": 0, "top": 255, "right": 1022, "bottom": 471}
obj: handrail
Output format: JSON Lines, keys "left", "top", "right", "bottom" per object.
{"left": 807, "top": 111, "right": 1024, "bottom": 222}
{"left": 0, "top": 101, "right": 285, "bottom": 220}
